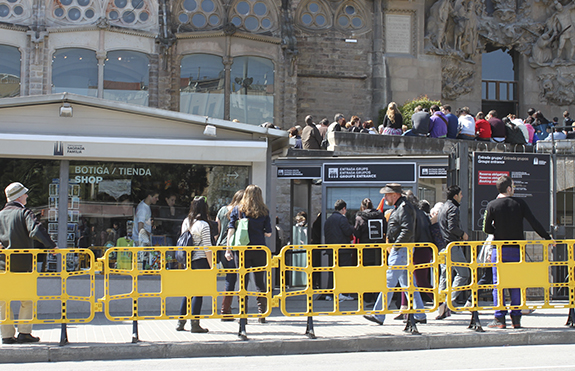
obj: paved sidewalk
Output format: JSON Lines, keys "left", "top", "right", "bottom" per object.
{"left": 1, "top": 306, "right": 575, "bottom": 363}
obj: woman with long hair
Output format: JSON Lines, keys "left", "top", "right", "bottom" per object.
{"left": 215, "top": 189, "right": 244, "bottom": 319}
{"left": 380, "top": 102, "right": 404, "bottom": 135}
{"left": 227, "top": 184, "right": 272, "bottom": 325}
{"left": 176, "top": 196, "right": 213, "bottom": 333}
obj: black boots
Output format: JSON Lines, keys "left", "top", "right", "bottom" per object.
{"left": 511, "top": 315, "right": 522, "bottom": 329}
{"left": 191, "top": 320, "right": 209, "bottom": 333}
{"left": 176, "top": 319, "right": 186, "bottom": 331}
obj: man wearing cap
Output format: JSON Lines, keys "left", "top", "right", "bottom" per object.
{"left": 364, "top": 183, "right": 426, "bottom": 325}
{"left": 0, "top": 182, "right": 56, "bottom": 344}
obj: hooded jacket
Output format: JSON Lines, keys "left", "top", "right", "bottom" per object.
{"left": 353, "top": 209, "right": 386, "bottom": 243}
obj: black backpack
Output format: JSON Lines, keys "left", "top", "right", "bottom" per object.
{"left": 505, "top": 123, "right": 526, "bottom": 144}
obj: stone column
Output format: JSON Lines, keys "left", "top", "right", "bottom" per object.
{"left": 96, "top": 50, "right": 106, "bottom": 99}
{"left": 26, "top": 29, "right": 48, "bottom": 96}
{"left": 371, "top": 0, "right": 388, "bottom": 120}
{"left": 223, "top": 53, "right": 233, "bottom": 121}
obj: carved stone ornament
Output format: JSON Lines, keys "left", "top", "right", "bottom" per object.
{"left": 441, "top": 57, "right": 474, "bottom": 100}
{"left": 538, "top": 67, "right": 575, "bottom": 106}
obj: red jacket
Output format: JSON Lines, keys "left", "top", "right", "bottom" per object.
{"left": 475, "top": 119, "right": 492, "bottom": 139}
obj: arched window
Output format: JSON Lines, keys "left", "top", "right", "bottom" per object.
{"left": 229, "top": 0, "right": 277, "bottom": 33}
{"left": 230, "top": 56, "right": 273, "bottom": 124}
{"left": 180, "top": 54, "right": 225, "bottom": 119}
{"left": 296, "top": 0, "right": 331, "bottom": 30}
{"left": 0, "top": 0, "right": 31, "bottom": 23}
{"left": 0, "top": 45, "right": 21, "bottom": 98}
{"left": 176, "top": 0, "right": 223, "bottom": 30}
{"left": 52, "top": 48, "right": 98, "bottom": 97}
{"left": 104, "top": 50, "right": 149, "bottom": 106}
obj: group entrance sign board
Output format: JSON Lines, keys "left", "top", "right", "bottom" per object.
{"left": 322, "top": 163, "right": 416, "bottom": 183}
{"left": 472, "top": 152, "right": 551, "bottom": 232}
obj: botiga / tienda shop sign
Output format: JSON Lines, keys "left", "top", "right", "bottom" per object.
{"left": 472, "top": 152, "right": 551, "bottom": 231}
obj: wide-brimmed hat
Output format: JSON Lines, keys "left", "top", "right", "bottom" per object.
{"left": 5, "top": 182, "right": 28, "bottom": 202}
{"left": 379, "top": 183, "right": 403, "bottom": 194}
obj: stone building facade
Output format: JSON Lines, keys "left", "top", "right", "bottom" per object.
{"left": 2, "top": 0, "right": 575, "bottom": 127}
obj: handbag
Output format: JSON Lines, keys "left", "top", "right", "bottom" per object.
{"left": 231, "top": 217, "right": 250, "bottom": 246}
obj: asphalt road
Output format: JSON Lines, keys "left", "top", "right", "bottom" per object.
{"left": 4, "top": 344, "right": 575, "bottom": 370}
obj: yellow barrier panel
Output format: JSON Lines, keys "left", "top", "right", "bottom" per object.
{"left": 443, "top": 240, "right": 572, "bottom": 313}
{"left": 0, "top": 248, "right": 96, "bottom": 325}
{"left": 100, "top": 245, "right": 273, "bottom": 321}
{"left": 276, "top": 243, "right": 439, "bottom": 317}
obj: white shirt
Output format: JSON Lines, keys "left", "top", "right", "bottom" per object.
{"left": 133, "top": 200, "right": 151, "bottom": 245}
{"left": 458, "top": 114, "right": 475, "bottom": 136}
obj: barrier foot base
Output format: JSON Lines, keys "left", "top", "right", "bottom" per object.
{"left": 566, "top": 308, "right": 575, "bottom": 327}
{"left": 468, "top": 311, "right": 485, "bottom": 332}
{"left": 403, "top": 314, "right": 421, "bottom": 335}
{"left": 132, "top": 320, "right": 140, "bottom": 343}
{"left": 59, "top": 323, "right": 68, "bottom": 346}
{"left": 305, "top": 316, "right": 316, "bottom": 339}
{"left": 238, "top": 318, "right": 248, "bottom": 341}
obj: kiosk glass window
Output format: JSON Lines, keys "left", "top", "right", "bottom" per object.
{"left": 0, "top": 44, "right": 21, "bottom": 98}
{"left": 230, "top": 56, "right": 274, "bottom": 125}
{"left": 52, "top": 48, "right": 98, "bottom": 97}
{"left": 103, "top": 50, "right": 149, "bottom": 106}
{"left": 179, "top": 54, "right": 225, "bottom": 119}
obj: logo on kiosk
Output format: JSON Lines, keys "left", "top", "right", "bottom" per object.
{"left": 53, "top": 142, "right": 86, "bottom": 156}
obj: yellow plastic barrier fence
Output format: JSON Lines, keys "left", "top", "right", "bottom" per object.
{"left": 275, "top": 243, "right": 439, "bottom": 318}
{"left": 443, "top": 240, "right": 572, "bottom": 317}
{"left": 99, "top": 245, "right": 273, "bottom": 322}
{"left": 0, "top": 248, "right": 97, "bottom": 328}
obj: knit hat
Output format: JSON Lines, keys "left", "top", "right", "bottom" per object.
{"left": 5, "top": 182, "right": 28, "bottom": 202}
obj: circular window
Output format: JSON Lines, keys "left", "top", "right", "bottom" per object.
{"left": 7, "top": 0, "right": 16, "bottom": 3}
{"left": 13, "top": 5, "right": 23, "bottom": 15}
{"left": 109, "top": 10, "right": 118, "bottom": 19}
{"left": 114, "top": 0, "right": 127, "bottom": 8}
{"left": 122, "top": 10, "right": 135, "bottom": 22}
{"left": 178, "top": 12, "right": 188, "bottom": 23}
{"left": 245, "top": 16, "right": 258, "bottom": 30}
{"left": 85, "top": 8, "right": 94, "bottom": 17}
{"left": 261, "top": 17, "right": 271, "bottom": 28}
{"left": 183, "top": 0, "right": 196, "bottom": 11}
{"left": 0, "top": 5, "right": 9, "bottom": 17}
{"left": 351, "top": 17, "right": 361, "bottom": 28}
{"left": 209, "top": 14, "right": 219, "bottom": 25}
{"left": 316, "top": 14, "right": 325, "bottom": 26}
{"left": 338, "top": 16, "right": 348, "bottom": 26}
{"left": 54, "top": 6, "right": 64, "bottom": 16}
{"left": 201, "top": 0, "right": 214, "bottom": 12}
{"left": 231, "top": 16, "right": 241, "bottom": 26}
{"left": 192, "top": 13, "right": 206, "bottom": 27}
{"left": 308, "top": 2, "right": 318, "bottom": 13}
{"left": 131, "top": 0, "right": 144, "bottom": 9}
{"left": 139, "top": 11, "right": 148, "bottom": 21}
{"left": 236, "top": 1, "right": 249, "bottom": 15}
{"left": 68, "top": 7, "right": 81, "bottom": 20}
{"left": 254, "top": 2, "right": 266, "bottom": 16}
{"left": 301, "top": 13, "right": 312, "bottom": 25}
{"left": 78, "top": 0, "right": 90, "bottom": 6}
{"left": 61, "top": 0, "right": 73, "bottom": 5}
{"left": 345, "top": 5, "right": 355, "bottom": 15}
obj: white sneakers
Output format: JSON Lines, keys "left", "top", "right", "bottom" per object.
{"left": 339, "top": 294, "right": 354, "bottom": 302}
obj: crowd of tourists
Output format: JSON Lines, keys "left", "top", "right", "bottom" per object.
{"left": 289, "top": 105, "right": 575, "bottom": 149}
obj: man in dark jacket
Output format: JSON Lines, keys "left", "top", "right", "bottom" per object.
{"left": 301, "top": 115, "right": 323, "bottom": 149}
{"left": 364, "top": 184, "right": 426, "bottom": 325}
{"left": 0, "top": 182, "right": 56, "bottom": 344}
{"left": 483, "top": 175, "right": 551, "bottom": 329}
{"left": 436, "top": 185, "right": 469, "bottom": 319}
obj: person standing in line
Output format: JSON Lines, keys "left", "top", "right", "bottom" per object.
{"left": 0, "top": 182, "right": 56, "bottom": 344}
{"left": 457, "top": 107, "right": 476, "bottom": 140}
{"left": 487, "top": 110, "right": 506, "bottom": 143}
{"left": 475, "top": 111, "right": 492, "bottom": 141}
{"left": 429, "top": 105, "right": 448, "bottom": 138}
{"left": 483, "top": 175, "right": 551, "bottom": 329}
{"left": 363, "top": 184, "right": 426, "bottom": 326}
{"left": 176, "top": 196, "right": 213, "bottom": 333}
{"left": 317, "top": 118, "right": 330, "bottom": 139}
{"left": 380, "top": 102, "right": 404, "bottom": 135}
{"left": 436, "top": 185, "right": 469, "bottom": 320}
{"left": 403, "top": 106, "right": 429, "bottom": 137}
{"left": 227, "top": 185, "right": 272, "bottom": 324}
{"left": 301, "top": 115, "right": 323, "bottom": 149}
{"left": 214, "top": 189, "right": 244, "bottom": 320}
{"left": 442, "top": 105, "right": 460, "bottom": 139}
{"left": 324, "top": 199, "right": 355, "bottom": 301}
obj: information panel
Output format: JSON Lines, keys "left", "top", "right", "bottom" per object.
{"left": 323, "top": 163, "right": 415, "bottom": 183}
{"left": 472, "top": 152, "right": 551, "bottom": 232}
{"left": 277, "top": 166, "right": 321, "bottom": 179}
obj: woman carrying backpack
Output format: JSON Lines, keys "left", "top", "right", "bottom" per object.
{"left": 176, "top": 196, "right": 213, "bottom": 333}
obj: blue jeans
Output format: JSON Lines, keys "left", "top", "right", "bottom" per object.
{"left": 218, "top": 250, "right": 238, "bottom": 291}
{"left": 492, "top": 246, "right": 521, "bottom": 318}
{"left": 373, "top": 247, "right": 426, "bottom": 322}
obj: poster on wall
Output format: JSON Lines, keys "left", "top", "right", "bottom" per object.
{"left": 472, "top": 152, "right": 551, "bottom": 231}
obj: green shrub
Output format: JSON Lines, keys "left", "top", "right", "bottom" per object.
{"left": 378, "top": 96, "right": 442, "bottom": 129}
